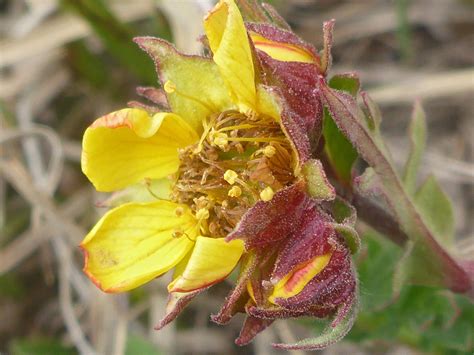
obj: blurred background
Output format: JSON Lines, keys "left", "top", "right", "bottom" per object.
{"left": 1, "top": 0, "right": 473, "bottom": 354}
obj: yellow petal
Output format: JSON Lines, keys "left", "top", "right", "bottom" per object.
{"left": 250, "top": 32, "right": 316, "bottom": 64}
{"left": 81, "top": 201, "right": 198, "bottom": 293}
{"left": 256, "top": 85, "right": 282, "bottom": 122}
{"left": 135, "top": 38, "right": 233, "bottom": 133}
{"left": 100, "top": 178, "right": 173, "bottom": 208}
{"left": 168, "top": 237, "right": 244, "bottom": 292}
{"left": 204, "top": 0, "right": 256, "bottom": 112}
{"left": 269, "top": 253, "right": 332, "bottom": 304}
{"left": 82, "top": 108, "right": 198, "bottom": 192}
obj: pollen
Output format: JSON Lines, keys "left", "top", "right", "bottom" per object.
{"left": 228, "top": 185, "right": 242, "bottom": 197}
{"left": 260, "top": 186, "right": 275, "bottom": 202}
{"left": 172, "top": 229, "right": 183, "bottom": 238}
{"left": 223, "top": 169, "right": 238, "bottom": 185}
{"left": 174, "top": 206, "right": 185, "bottom": 217}
{"left": 164, "top": 80, "right": 176, "bottom": 93}
{"left": 263, "top": 145, "right": 276, "bottom": 158}
{"left": 212, "top": 132, "right": 229, "bottom": 149}
{"left": 196, "top": 208, "right": 210, "bottom": 220}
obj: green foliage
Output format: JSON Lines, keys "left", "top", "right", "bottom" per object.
{"left": 321, "top": 78, "right": 470, "bottom": 293}
{"left": 0, "top": 274, "right": 26, "bottom": 299}
{"left": 415, "top": 175, "right": 454, "bottom": 247}
{"left": 347, "top": 233, "right": 473, "bottom": 354}
{"left": 403, "top": 102, "right": 426, "bottom": 194}
{"left": 61, "top": 0, "right": 155, "bottom": 84}
{"left": 328, "top": 74, "right": 360, "bottom": 96}
{"left": 68, "top": 41, "right": 108, "bottom": 89}
{"left": 322, "top": 75, "right": 359, "bottom": 184}
{"left": 9, "top": 338, "right": 75, "bottom": 355}
{"left": 125, "top": 335, "right": 162, "bottom": 355}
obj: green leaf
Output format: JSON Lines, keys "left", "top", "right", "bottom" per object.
{"left": 68, "top": 41, "right": 108, "bottom": 89}
{"left": 321, "top": 83, "right": 470, "bottom": 294}
{"left": 415, "top": 175, "right": 454, "bottom": 247}
{"left": 329, "top": 73, "right": 360, "bottom": 96}
{"left": 125, "top": 335, "right": 162, "bottom": 355}
{"left": 361, "top": 92, "right": 381, "bottom": 130}
{"left": 322, "top": 75, "right": 359, "bottom": 185}
{"left": 347, "top": 233, "right": 474, "bottom": 354}
{"left": 403, "top": 102, "right": 426, "bottom": 194}
{"left": 10, "top": 338, "right": 75, "bottom": 355}
{"left": 323, "top": 110, "right": 358, "bottom": 184}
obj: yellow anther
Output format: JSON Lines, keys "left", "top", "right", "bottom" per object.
{"left": 212, "top": 132, "right": 229, "bottom": 149}
{"left": 223, "top": 169, "right": 238, "bottom": 185}
{"left": 196, "top": 208, "right": 210, "bottom": 220}
{"left": 164, "top": 80, "right": 176, "bottom": 93}
{"left": 174, "top": 206, "right": 184, "bottom": 217}
{"left": 172, "top": 229, "right": 183, "bottom": 238}
{"left": 260, "top": 186, "right": 275, "bottom": 202}
{"left": 263, "top": 145, "right": 277, "bottom": 158}
{"left": 228, "top": 185, "right": 242, "bottom": 198}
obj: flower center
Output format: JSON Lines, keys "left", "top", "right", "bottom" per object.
{"left": 171, "top": 109, "right": 296, "bottom": 238}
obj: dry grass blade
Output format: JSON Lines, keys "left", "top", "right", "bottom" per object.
{"left": 368, "top": 69, "right": 474, "bottom": 105}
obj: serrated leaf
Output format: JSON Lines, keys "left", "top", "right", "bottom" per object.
{"left": 403, "top": 102, "right": 427, "bottom": 195}
{"left": 415, "top": 175, "right": 454, "bottom": 247}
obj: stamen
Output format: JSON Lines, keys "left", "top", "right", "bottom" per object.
{"left": 212, "top": 132, "right": 229, "bottom": 150}
{"left": 223, "top": 170, "right": 238, "bottom": 185}
{"left": 164, "top": 80, "right": 176, "bottom": 93}
{"left": 260, "top": 186, "right": 275, "bottom": 202}
{"left": 172, "top": 230, "right": 193, "bottom": 241}
{"left": 263, "top": 145, "right": 277, "bottom": 158}
{"left": 171, "top": 108, "right": 296, "bottom": 238}
{"left": 196, "top": 208, "right": 210, "bottom": 220}
{"left": 172, "top": 229, "right": 182, "bottom": 238}
{"left": 217, "top": 124, "right": 257, "bottom": 132}
{"left": 227, "top": 137, "right": 287, "bottom": 143}
{"left": 144, "top": 179, "right": 163, "bottom": 200}
{"left": 228, "top": 186, "right": 242, "bottom": 198}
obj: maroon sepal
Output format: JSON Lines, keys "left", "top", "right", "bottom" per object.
{"left": 226, "top": 181, "right": 310, "bottom": 249}
{"left": 127, "top": 101, "right": 161, "bottom": 113}
{"left": 136, "top": 86, "right": 169, "bottom": 108}
{"left": 249, "top": 23, "right": 324, "bottom": 152}
{"left": 211, "top": 253, "right": 257, "bottom": 325}
{"left": 235, "top": 316, "right": 274, "bottom": 346}
{"left": 271, "top": 206, "right": 334, "bottom": 282}
{"left": 247, "top": 304, "right": 334, "bottom": 320}
{"left": 154, "top": 289, "right": 204, "bottom": 330}
{"left": 274, "top": 246, "right": 355, "bottom": 310}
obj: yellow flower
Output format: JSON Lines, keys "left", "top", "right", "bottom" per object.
{"left": 80, "top": 0, "right": 309, "bottom": 295}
